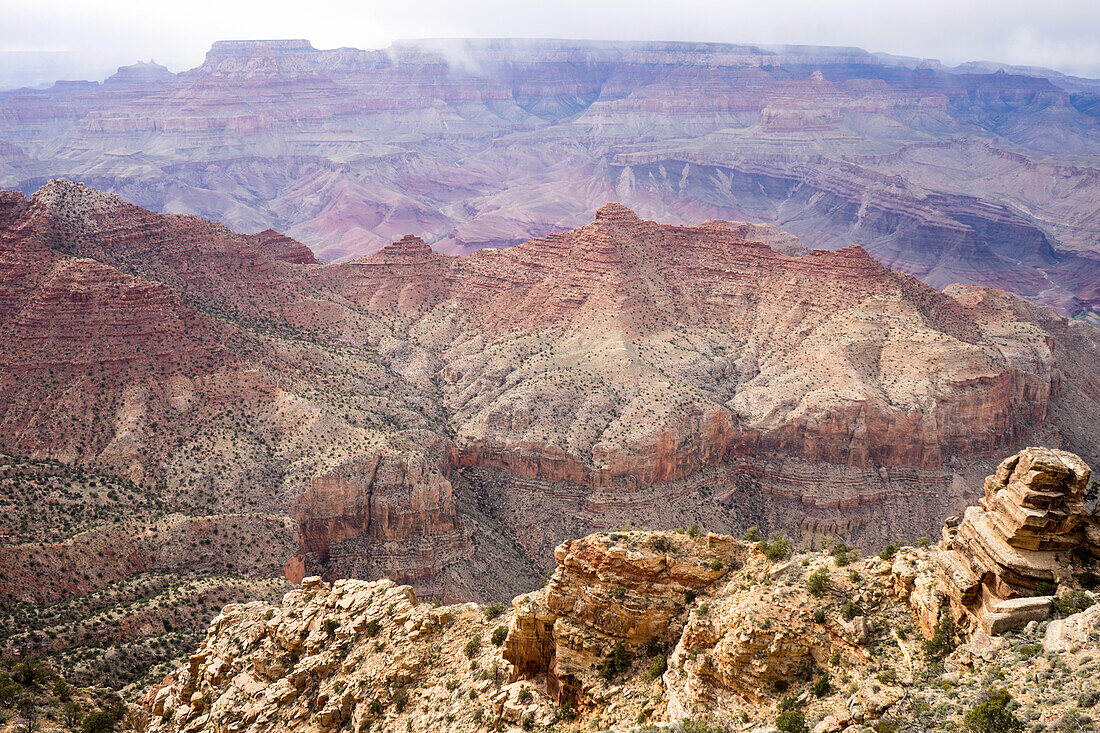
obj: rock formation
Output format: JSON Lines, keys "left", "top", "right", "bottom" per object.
{"left": 504, "top": 531, "right": 742, "bottom": 703}
{"left": 138, "top": 462, "right": 1100, "bottom": 732}
{"left": 2, "top": 182, "right": 1099, "bottom": 691}
{"left": 893, "top": 447, "right": 1097, "bottom": 635}
{"left": 2, "top": 40, "right": 1098, "bottom": 321}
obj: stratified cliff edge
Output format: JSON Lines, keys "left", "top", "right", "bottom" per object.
{"left": 135, "top": 448, "right": 1098, "bottom": 733}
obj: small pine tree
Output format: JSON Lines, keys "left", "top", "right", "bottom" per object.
{"left": 963, "top": 689, "right": 1024, "bottom": 733}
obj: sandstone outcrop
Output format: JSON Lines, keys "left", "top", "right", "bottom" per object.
{"left": 893, "top": 448, "right": 1097, "bottom": 636}
{"left": 504, "top": 531, "right": 742, "bottom": 703}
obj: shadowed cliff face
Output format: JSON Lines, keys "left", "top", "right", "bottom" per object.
{"left": 0, "top": 39, "right": 1098, "bottom": 320}
{"left": 0, "top": 181, "right": 1097, "bottom": 615}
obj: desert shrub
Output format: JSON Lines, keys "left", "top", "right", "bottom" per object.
{"left": 743, "top": 527, "right": 761, "bottom": 542}
{"left": 879, "top": 543, "right": 900, "bottom": 561}
{"left": 831, "top": 543, "right": 855, "bottom": 567}
{"left": 963, "top": 689, "right": 1023, "bottom": 733}
{"left": 687, "top": 524, "right": 701, "bottom": 538}
{"left": 12, "top": 659, "right": 48, "bottom": 686}
{"left": 323, "top": 619, "right": 339, "bottom": 637}
{"left": 53, "top": 678, "right": 72, "bottom": 702}
{"left": 63, "top": 702, "right": 83, "bottom": 728}
{"left": 1055, "top": 591, "right": 1095, "bottom": 616}
{"left": 840, "top": 600, "right": 862, "bottom": 622}
{"left": 876, "top": 668, "right": 898, "bottom": 684}
{"left": 482, "top": 603, "right": 506, "bottom": 621}
{"left": 364, "top": 619, "right": 381, "bottom": 637}
{"left": 922, "top": 615, "right": 957, "bottom": 662}
{"left": 807, "top": 568, "right": 829, "bottom": 597}
{"left": 599, "top": 642, "right": 630, "bottom": 680}
{"left": 776, "top": 709, "right": 808, "bottom": 733}
{"left": 391, "top": 686, "right": 408, "bottom": 712}
{"left": 517, "top": 687, "right": 532, "bottom": 704}
{"left": 813, "top": 675, "right": 831, "bottom": 697}
{"left": 757, "top": 533, "right": 792, "bottom": 561}
{"left": 82, "top": 712, "right": 115, "bottom": 733}
{"left": 813, "top": 608, "right": 827, "bottom": 624}
{"left": 0, "top": 673, "right": 19, "bottom": 708}
{"left": 648, "top": 653, "right": 667, "bottom": 680}
{"left": 491, "top": 626, "right": 508, "bottom": 647}
{"left": 1077, "top": 571, "right": 1099, "bottom": 590}
{"left": 464, "top": 635, "right": 482, "bottom": 659}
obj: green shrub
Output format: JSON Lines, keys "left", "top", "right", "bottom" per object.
{"left": 364, "top": 619, "right": 381, "bottom": 637}
{"left": 647, "top": 653, "right": 667, "bottom": 680}
{"left": 776, "top": 709, "right": 808, "bottom": 733}
{"left": 53, "top": 678, "right": 72, "bottom": 703}
{"left": 813, "top": 608, "right": 827, "bottom": 624}
{"left": 517, "top": 687, "right": 533, "bottom": 704}
{"left": 876, "top": 668, "right": 898, "bottom": 684}
{"left": 464, "top": 635, "right": 482, "bottom": 659}
{"left": 491, "top": 626, "right": 508, "bottom": 647}
{"left": 841, "top": 600, "right": 862, "bottom": 622}
{"left": 1055, "top": 591, "right": 1095, "bottom": 616}
{"left": 0, "top": 673, "right": 19, "bottom": 708}
{"left": 391, "top": 686, "right": 408, "bottom": 713}
{"left": 482, "top": 603, "right": 506, "bottom": 621}
{"left": 12, "top": 659, "right": 48, "bottom": 686}
{"left": 807, "top": 568, "right": 829, "bottom": 597}
{"left": 651, "top": 536, "right": 672, "bottom": 552}
{"left": 923, "top": 615, "right": 957, "bottom": 662}
{"left": 688, "top": 524, "right": 701, "bottom": 538}
{"left": 323, "top": 619, "right": 339, "bottom": 637}
{"left": 599, "top": 641, "right": 630, "bottom": 680}
{"left": 879, "top": 543, "right": 900, "bottom": 561}
{"left": 757, "top": 533, "right": 792, "bottom": 561}
{"left": 743, "top": 527, "right": 761, "bottom": 542}
{"left": 82, "top": 712, "right": 115, "bottom": 733}
{"left": 831, "top": 543, "right": 855, "bottom": 567}
{"left": 963, "top": 689, "right": 1023, "bottom": 733}
{"left": 812, "top": 676, "right": 831, "bottom": 697}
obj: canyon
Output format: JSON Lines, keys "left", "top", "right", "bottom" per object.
{"left": 1, "top": 180, "right": 1098, "bottom": 692}
{"left": 133, "top": 448, "right": 1100, "bottom": 733}
{"left": 0, "top": 40, "right": 1098, "bottom": 323}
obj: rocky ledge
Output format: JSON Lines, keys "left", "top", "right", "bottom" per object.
{"left": 893, "top": 447, "right": 1097, "bottom": 636}
{"left": 138, "top": 448, "right": 1098, "bottom": 733}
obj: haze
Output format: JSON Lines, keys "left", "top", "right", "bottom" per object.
{"left": 3, "top": 0, "right": 1100, "bottom": 89}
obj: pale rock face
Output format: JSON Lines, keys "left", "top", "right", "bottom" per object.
{"left": 505, "top": 531, "right": 742, "bottom": 703}
{"left": 1044, "top": 604, "right": 1100, "bottom": 652}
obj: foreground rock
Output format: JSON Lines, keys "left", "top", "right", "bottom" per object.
{"left": 893, "top": 448, "right": 1097, "bottom": 636}
{"left": 139, "top": 448, "right": 1099, "bottom": 732}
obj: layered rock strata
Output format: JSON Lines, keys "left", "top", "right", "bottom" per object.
{"left": 893, "top": 448, "right": 1097, "bottom": 635}
{"left": 504, "top": 531, "right": 742, "bottom": 703}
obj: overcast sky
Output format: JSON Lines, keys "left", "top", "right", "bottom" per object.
{"left": 3, "top": 0, "right": 1099, "bottom": 88}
